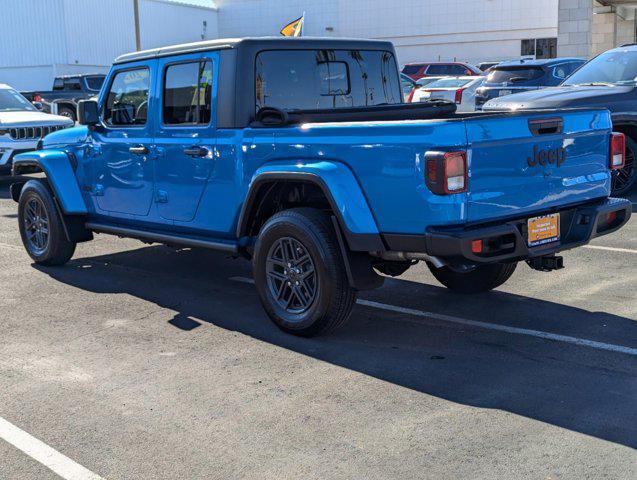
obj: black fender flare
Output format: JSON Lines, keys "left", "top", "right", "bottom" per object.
{"left": 237, "top": 171, "right": 385, "bottom": 252}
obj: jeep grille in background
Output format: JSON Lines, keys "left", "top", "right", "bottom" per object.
{"left": 9, "top": 125, "right": 66, "bottom": 140}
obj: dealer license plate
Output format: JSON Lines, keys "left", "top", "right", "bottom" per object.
{"left": 527, "top": 213, "right": 560, "bottom": 247}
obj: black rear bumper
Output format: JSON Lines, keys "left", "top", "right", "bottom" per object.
{"left": 383, "top": 198, "right": 632, "bottom": 264}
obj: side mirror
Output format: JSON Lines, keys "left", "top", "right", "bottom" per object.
{"left": 78, "top": 99, "right": 99, "bottom": 126}
{"left": 32, "top": 101, "right": 44, "bottom": 111}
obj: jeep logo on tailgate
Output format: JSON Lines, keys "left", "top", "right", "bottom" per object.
{"left": 527, "top": 145, "right": 566, "bottom": 168}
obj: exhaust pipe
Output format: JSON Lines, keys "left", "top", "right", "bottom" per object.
{"left": 371, "top": 251, "right": 446, "bottom": 269}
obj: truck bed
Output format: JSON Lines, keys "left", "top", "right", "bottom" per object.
{"left": 252, "top": 101, "right": 598, "bottom": 127}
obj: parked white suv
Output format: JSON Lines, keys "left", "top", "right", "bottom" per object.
{"left": 0, "top": 83, "right": 73, "bottom": 174}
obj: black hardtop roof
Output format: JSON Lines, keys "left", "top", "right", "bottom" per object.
{"left": 113, "top": 37, "right": 396, "bottom": 64}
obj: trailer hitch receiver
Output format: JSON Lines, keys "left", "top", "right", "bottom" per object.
{"left": 526, "top": 255, "right": 564, "bottom": 272}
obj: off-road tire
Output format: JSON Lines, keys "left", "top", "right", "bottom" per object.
{"left": 18, "top": 179, "right": 76, "bottom": 266}
{"left": 253, "top": 207, "right": 357, "bottom": 336}
{"left": 428, "top": 262, "right": 517, "bottom": 294}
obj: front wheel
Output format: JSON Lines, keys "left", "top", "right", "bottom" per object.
{"left": 427, "top": 262, "right": 517, "bottom": 294}
{"left": 18, "top": 180, "right": 76, "bottom": 266}
{"left": 253, "top": 208, "right": 357, "bottom": 337}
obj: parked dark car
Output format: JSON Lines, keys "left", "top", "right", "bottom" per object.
{"left": 22, "top": 74, "right": 106, "bottom": 121}
{"left": 401, "top": 62, "right": 481, "bottom": 81}
{"left": 482, "top": 45, "right": 637, "bottom": 195}
{"left": 477, "top": 61, "right": 500, "bottom": 72}
{"left": 474, "top": 58, "right": 585, "bottom": 110}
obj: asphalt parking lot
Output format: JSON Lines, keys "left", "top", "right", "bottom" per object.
{"left": 0, "top": 177, "right": 635, "bottom": 480}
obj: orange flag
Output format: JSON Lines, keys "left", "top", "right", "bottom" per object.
{"left": 280, "top": 14, "right": 304, "bottom": 37}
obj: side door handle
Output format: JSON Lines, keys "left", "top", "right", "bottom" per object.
{"left": 129, "top": 145, "right": 149, "bottom": 155}
{"left": 183, "top": 146, "right": 210, "bottom": 157}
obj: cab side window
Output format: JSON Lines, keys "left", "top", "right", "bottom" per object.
{"left": 103, "top": 68, "right": 150, "bottom": 127}
{"left": 163, "top": 60, "right": 213, "bottom": 125}
{"left": 64, "top": 78, "right": 82, "bottom": 90}
{"left": 426, "top": 64, "right": 449, "bottom": 75}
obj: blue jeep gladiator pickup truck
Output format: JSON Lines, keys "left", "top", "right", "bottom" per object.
{"left": 10, "top": 38, "right": 632, "bottom": 336}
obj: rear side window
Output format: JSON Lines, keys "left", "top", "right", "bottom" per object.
{"left": 64, "top": 78, "right": 82, "bottom": 90}
{"left": 255, "top": 49, "right": 401, "bottom": 112}
{"left": 487, "top": 67, "right": 544, "bottom": 84}
{"left": 163, "top": 60, "right": 213, "bottom": 125}
{"left": 426, "top": 64, "right": 468, "bottom": 75}
{"left": 402, "top": 64, "right": 423, "bottom": 75}
{"left": 53, "top": 78, "right": 64, "bottom": 91}
{"left": 85, "top": 76, "right": 105, "bottom": 92}
{"left": 426, "top": 64, "right": 451, "bottom": 75}
{"left": 103, "top": 68, "right": 150, "bottom": 126}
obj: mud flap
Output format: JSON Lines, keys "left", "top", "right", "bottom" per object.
{"left": 331, "top": 216, "right": 384, "bottom": 291}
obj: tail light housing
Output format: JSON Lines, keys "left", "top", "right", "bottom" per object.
{"left": 425, "top": 151, "right": 468, "bottom": 195}
{"left": 454, "top": 88, "right": 464, "bottom": 104}
{"left": 610, "top": 132, "right": 625, "bottom": 170}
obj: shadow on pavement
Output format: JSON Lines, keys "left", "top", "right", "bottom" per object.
{"left": 35, "top": 244, "right": 637, "bottom": 450}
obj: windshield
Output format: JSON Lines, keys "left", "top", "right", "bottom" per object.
{"left": 486, "top": 67, "right": 543, "bottom": 84}
{"left": 563, "top": 50, "right": 637, "bottom": 86}
{"left": 0, "top": 88, "right": 36, "bottom": 112}
{"left": 424, "top": 78, "right": 474, "bottom": 89}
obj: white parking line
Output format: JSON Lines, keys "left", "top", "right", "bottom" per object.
{"left": 583, "top": 245, "right": 637, "bottom": 254}
{"left": 229, "top": 276, "right": 637, "bottom": 356}
{"left": 0, "top": 417, "right": 103, "bottom": 480}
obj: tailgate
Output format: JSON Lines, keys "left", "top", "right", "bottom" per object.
{"left": 465, "top": 109, "right": 612, "bottom": 222}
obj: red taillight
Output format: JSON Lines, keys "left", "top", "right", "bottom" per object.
{"left": 33, "top": 93, "right": 43, "bottom": 102}
{"left": 425, "top": 151, "right": 468, "bottom": 195}
{"left": 454, "top": 88, "right": 464, "bottom": 104}
{"left": 471, "top": 239, "right": 483, "bottom": 254}
{"left": 610, "top": 132, "right": 625, "bottom": 170}
{"left": 406, "top": 88, "right": 415, "bottom": 103}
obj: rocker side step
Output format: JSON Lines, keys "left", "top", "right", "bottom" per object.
{"left": 85, "top": 222, "right": 239, "bottom": 254}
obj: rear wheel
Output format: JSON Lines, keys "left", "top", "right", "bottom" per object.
{"left": 611, "top": 135, "right": 637, "bottom": 196}
{"left": 253, "top": 208, "right": 356, "bottom": 336}
{"left": 427, "top": 262, "right": 517, "bottom": 294}
{"left": 18, "top": 180, "right": 76, "bottom": 266}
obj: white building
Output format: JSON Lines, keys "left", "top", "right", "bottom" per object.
{"left": 2, "top": 0, "right": 636, "bottom": 92}
{"left": 215, "top": 0, "right": 560, "bottom": 65}
{"left": 0, "top": 0, "right": 218, "bottom": 91}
